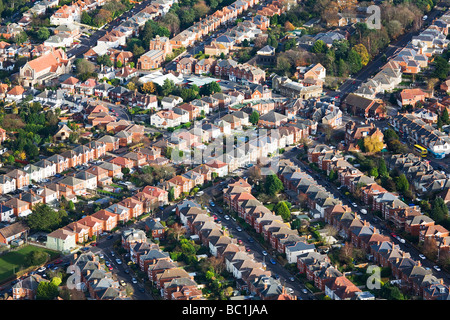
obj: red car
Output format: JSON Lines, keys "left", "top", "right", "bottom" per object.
{"left": 245, "top": 246, "right": 251, "bottom": 252}
{"left": 54, "top": 259, "right": 63, "bottom": 265}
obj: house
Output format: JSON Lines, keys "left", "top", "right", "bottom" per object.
{"left": 258, "top": 111, "right": 288, "bottom": 128}
{"left": 46, "top": 228, "right": 77, "bottom": 252}
{"left": 341, "top": 93, "right": 386, "bottom": 119}
{"left": 12, "top": 274, "right": 48, "bottom": 300}
{"left": 398, "top": 88, "right": 430, "bottom": 107}
{"left": 0, "top": 221, "right": 29, "bottom": 244}
{"left": 145, "top": 218, "right": 166, "bottom": 239}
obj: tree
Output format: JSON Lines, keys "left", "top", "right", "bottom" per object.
{"left": 28, "top": 203, "right": 65, "bottom": 232}
{"left": 442, "top": 108, "right": 450, "bottom": 125}
{"left": 81, "top": 11, "right": 92, "bottom": 25}
{"left": 430, "top": 197, "right": 448, "bottom": 222}
{"left": 264, "top": 174, "right": 284, "bottom": 196}
{"left": 75, "top": 59, "right": 95, "bottom": 77}
{"left": 168, "top": 186, "right": 175, "bottom": 201}
{"left": 363, "top": 135, "right": 384, "bottom": 153}
{"left": 36, "top": 27, "right": 50, "bottom": 41}
{"left": 347, "top": 49, "right": 362, "bottom": 74}
{"left": 353, "top": 44, "right": 369, "bottom": 67}
{"left": 193, "top": 0, "right": 209, "bottom": 19}
{"left": 36, "top": 281, "right": 59, "bottom": 300}
{"left": 396, "top": 174, "right": 409, "bottom": 194}
{"left": 97, "top": 55, "right": 113, "bottom": 67}
{"left": 369, "top": 167, "right": 379, "bottom": 178}
{"left": 249, "top": 111, "right": 259, "bottom": 125}
{"left": 141, "top": 81, "right": 157, "bottom": 94}
{"left": 275, "top": 201, "right": 291, "bottom": 222}
{"left": 25, "top": 250, "right": 48, "bottom": 267}
{"left": 378, "top": 158, "right": 388, "bottom": 178}
{"left": 432, "top": 56, "right": 450, "bottom": 80}
{"left": 161, "top": 79, "right": 175, "bottom": 96}
{"left": 312, "top": 40, "right": 327, "bottom": 54}
{"left": 328, "top": 169, "right": 337, "bottom": 181}
{"left": 284, "top": 21, "right": 295, "bottom": 31}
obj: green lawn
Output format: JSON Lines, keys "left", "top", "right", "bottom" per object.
{"left": 0, "top": 245, "right": 59, "bottom": 283}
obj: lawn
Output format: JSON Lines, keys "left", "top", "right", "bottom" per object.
{"left": 0, "top": 245, "right": 59, "bottom": 283}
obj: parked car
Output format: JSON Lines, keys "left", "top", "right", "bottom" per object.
{"left": 269, "top": 258, "right": 276, "bottom": 265}
{"left": 132, "top": 278, "right": 137, "bottom": 284}
{"left": 120, "top": 280, "right": 126, "bottom": 286}
{"left": 116, "top": 258, "right": 122, "bottom": 265}
{"left": 419, "top": 254, "right": 426, "bottom": 260}
{"left": 434, "top": 265, "right": 441, "bottom": 272}
{"left": 262, "top": 251, "right": 268, "bottom": 256}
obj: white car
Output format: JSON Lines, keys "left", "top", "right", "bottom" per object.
{"left": 132, "top": 278, "right": 137, "bottom": 284}
{"left": 433, "top": 265, "right": 441, "bottom": 272}
{"left": 351, "top": 202, "right": 358, "bottom": 208}
{"left": 419, "top": 254, "right": 426, "bottom": 260}
{"left": 224, "top": 215, "right": 230, "bottom": 220}
{"left": 116, "top": 258, "right": 122, "bottom": 265}
{"left": 37, "top": 267, "right": 46, "bottom": 273}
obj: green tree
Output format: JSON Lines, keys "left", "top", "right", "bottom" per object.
{"left": 329, "top": 169, "right": 337, "bottom": 181}
{"left": 396, "top": 174, "right": 409, "bottom": 194}
{"left": 36, "top": 27, "right": 50, "bottom": 41}
{"left": 168, "top": 187, "right": 175, "bottom": 201}
{"left": 378, "top": 158, "right": 388, "bottom": 178}
{"left": 431, "top": 197, "right": 448, "bottom": 222}
{"left": 81, "top": 11, "right": 92, "bottom": 25}
{"left": 312, "top": 40, "right": 326, "bottom": 54}
{"left": 442, "top": 108, "right": 450, "bottom": 125}
{"left": 249, "top": 111, "right": 259, "bottom": 125}
{"left": 275, "top": 201, "right": 291, "bottom": 222}
{"left": 36, "top": 281, "right": 59, "bottom": 300}
{"left": 27, "top": 203, "right": 64, "bottom": 232}
{"left": 369, "top": 167, "right": 378, "bottom": 178}
{"left": 347, "top": 49, "right": 362, "bottom": 74}
{"left": 264, "top": 174, "right": 284, "bottom": 196}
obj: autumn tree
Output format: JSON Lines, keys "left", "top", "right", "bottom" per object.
{"left": 353, "top": 44, "right": 370, "bottom": 67}
{"left": 284, "top": 21, "right": 295, "bottom": 31}
{"left": 141, "top": 81, "right": 157, "bottom": 94}
{"left": 363, "top": 135, "right": 384, "bottom": 153}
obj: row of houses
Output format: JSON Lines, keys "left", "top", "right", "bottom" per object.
{"left": 387, "top": 153, "right": 450, "bottom": 194}
{"left": 220, "top": 171, "right": 372, "bottom": 300}
{"left": 175, "top": 198, "right": 295, "bottom": 300}
{"left": 46, "top": 184, "right": 168, "bottom": 252}
{"left": 390, "top": 112, "right": 450, "bottom": 158}
{"left": 308, "top": 145, "right": 450, "bottom": 277}
{"left": 324, "top": 203, "right": 449, "bottom": 299}
{"left": 121, "top": 227, "right": 205, "bottom": 300}
{"left": 12, "top": 251, "right": 129, "bottom": 300}
{"left": 353, "top": 10, "right": 450, "bottom": 99}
